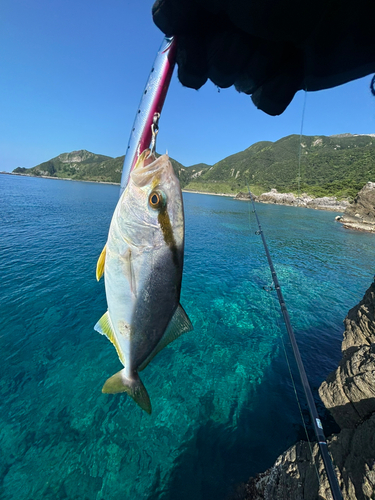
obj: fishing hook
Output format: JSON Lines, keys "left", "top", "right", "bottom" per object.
{"left": 150, "top": 112, "right": 160, "bottom": 155}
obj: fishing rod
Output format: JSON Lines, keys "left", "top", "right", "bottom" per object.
{"left": 247, "top": 189, "right": 343, "bottom": 500}
{"left": 119, "top": 36, "right": 177, "bottom": 197}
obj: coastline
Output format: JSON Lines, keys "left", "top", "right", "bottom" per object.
{"left": 338, "top": 219, "right": 375, "bottom": 233}
{"left": 2, "top": 171, "right": 120, "bottom": 186}
{"left": 258, "top": 201, "right": 346, "bottom": 213}
{"left": 182, "top": 189, "right": 233, "bottom": 197}
{"left": 3, "top": 173, "right": 371, "bottom": 220}
{"left": 235, "top": 189, "right": 350, "bottom": 213}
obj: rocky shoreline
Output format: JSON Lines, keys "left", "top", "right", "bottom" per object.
{"left": 236, "top": 183, "right": 375, "bottom": 233}
{"left": 335, "top": 182, "right": 375, "bottom": 233}
{"left": 182, "top": 189, "right": 233, "bottom": 197}
{"left": 230, "top": 283, "right": 375, "bottom": 500}
{"left": 235, "top": 189, "right": 350, "bottom": 212}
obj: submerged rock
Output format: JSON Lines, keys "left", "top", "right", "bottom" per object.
{"left": 230, "top": 284, "right": 375, "bottom": 500}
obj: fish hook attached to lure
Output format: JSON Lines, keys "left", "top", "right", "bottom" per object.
{"left": 149, "top": 112, "right": 160, "bottom": 156}
{"left": 119, "top": 37, "right": 177, "bottom": 197}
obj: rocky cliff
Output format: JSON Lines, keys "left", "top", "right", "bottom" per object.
{"left": 319, "top": 284, "right": 375, "bottom": 430}
{"left": 231, "top": 283, "right": 375, "bottom": 500}
{"left": 337, "top": 182, "right": 375, "bottom": 232}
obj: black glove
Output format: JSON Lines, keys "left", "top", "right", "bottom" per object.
{"left": 152, "top": 0, "right": 375, "bottom": 115}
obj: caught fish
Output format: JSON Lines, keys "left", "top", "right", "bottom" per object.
{"left": 95, "top": 149, "right": 192, "bottom": 414}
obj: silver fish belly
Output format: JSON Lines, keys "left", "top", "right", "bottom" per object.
{"left": 95, "top": 150, "right": 193, "bottom": 414}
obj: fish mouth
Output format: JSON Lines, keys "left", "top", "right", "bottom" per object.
{"left": 131, "top": 150, "right": 173, "bottom": 188}
{"left": 133, "top": 149, "right": 156, "bottom": 171}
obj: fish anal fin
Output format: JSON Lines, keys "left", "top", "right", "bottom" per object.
{"left": 102, "top": 369, "right": 152, "bottom": 415}
{"left": 94, "top": 312, "right": 125, "bottom": 365}
{"left": 94, "top": 311, "right": 113, "bottom": 338}
{"left": 96, "top": 244, "right": 107, "bottom": 281}
{"left": 139, "top": 304, "right": 193, "bottom": 371}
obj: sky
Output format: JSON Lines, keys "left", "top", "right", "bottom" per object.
{"left": 1, "top": 0, "right": 375, "bottom": 172}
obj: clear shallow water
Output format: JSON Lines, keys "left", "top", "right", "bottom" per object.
{"left": 0, "top": 174, "right": 374, "bottom": 499}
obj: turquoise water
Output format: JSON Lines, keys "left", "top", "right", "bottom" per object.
{"left": 1, "top": 174, "right": 374, "bottom": 499}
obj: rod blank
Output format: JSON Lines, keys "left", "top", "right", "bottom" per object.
{"left": 247, "top": 190, "right": 343, "bottom": 500}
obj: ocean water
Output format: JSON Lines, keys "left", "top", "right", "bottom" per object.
{"left": 0, "top": 174, "right": 374, "bottom": 500}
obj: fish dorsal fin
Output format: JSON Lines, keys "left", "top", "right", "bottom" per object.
{"left": 139, "top": 304, "right": 193, "bottom": 371}
{"left": 96, "top": 244, "right": 107, "bottom": 281}
{"left": 94, "top": 311, "right": 125, "bottom": 365}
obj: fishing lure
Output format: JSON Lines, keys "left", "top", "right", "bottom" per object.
{"left": 120, "top": 36, "right": 177, "bottom": 196}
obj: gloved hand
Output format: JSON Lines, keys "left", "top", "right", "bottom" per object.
{"left": 152, "top": 0, "right": 375, "bottom": 115}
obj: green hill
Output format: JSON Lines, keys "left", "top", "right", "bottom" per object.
{"left": 12, "top": 149, "right": 204, "bottom": 186}
{"left": 13, "top": 150, "right": 124, "bottom": 183}
{"left": 184, "top": 134, "right": 375, "bottom": 198}
{"left": 12, "top": 134, "right": 375, "bottom": 198}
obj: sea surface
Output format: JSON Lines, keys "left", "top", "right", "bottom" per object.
{"left": 1, "top": 174, "right": 374, "bottom": 500}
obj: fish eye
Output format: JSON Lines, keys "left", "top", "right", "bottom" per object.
{"left": 149, "top": 191, "right": 164, "bottom": 209}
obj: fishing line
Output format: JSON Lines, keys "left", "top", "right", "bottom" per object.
{"left": 246, "top": 187, "right": 343, "bottom": 500}
{"left": 244, "top": 194, "right": 315, "bottom": 454}
{"left": 261, "top": 276, "right": 321, "bottom": 480}
{"left": 245, "top": 195, "right": 321, "bottom": 485}
{"left": 297, "top": 90, "right": 307, "bottom": 201}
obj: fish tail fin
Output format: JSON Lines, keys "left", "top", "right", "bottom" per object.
{"left": 102, "top": 369, "right": 152, "bottom": 415}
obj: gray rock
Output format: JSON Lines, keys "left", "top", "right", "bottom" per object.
{"left": 339, "top": 182, "right": 375, "bottom": 232}
{"left": 306, "top": 197, "right": 349, "bottom": 211}
{"left": 257, "top": 189, "right": 302, "bottom": 206}
{"left": 232, "top": 415, "right": 375, "bottom": 500}
{"left": 235, "top": 191, "right": 257, "bottom": 201}
{"left": 255, "top": 189, "right": 349, "bottom": 211}
{"left": 319, "top": 284, "right": 375, "bottom": 429}
{"left": 345, "top": 182, "right": 375, "bottom": 223}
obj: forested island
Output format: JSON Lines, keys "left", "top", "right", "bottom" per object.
{"left": 11, "top": 133, "right": 375, "bottom": 200}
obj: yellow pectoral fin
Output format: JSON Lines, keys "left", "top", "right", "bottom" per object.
{"left": 96, "top": 244, "right": 107, "bottom": 281}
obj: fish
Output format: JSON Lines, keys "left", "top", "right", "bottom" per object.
{"left": 95, "top": 149, "right": 193, "bottom": 414}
